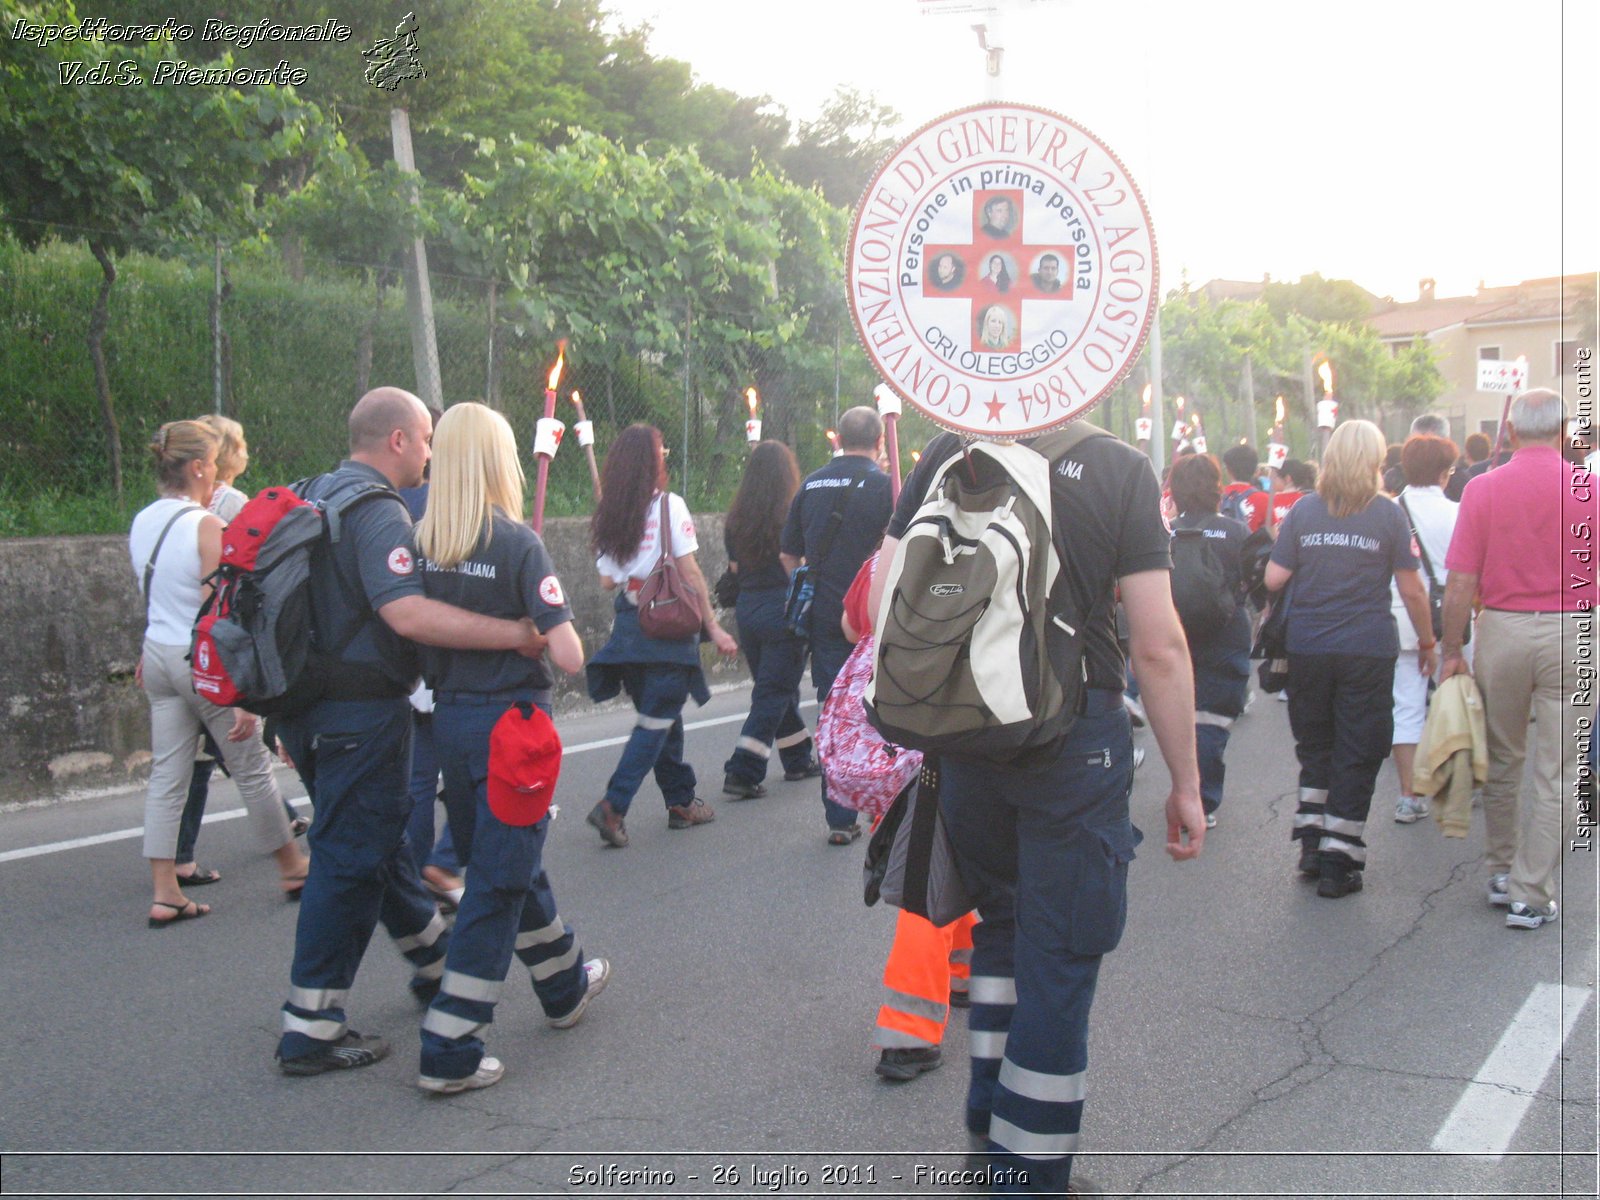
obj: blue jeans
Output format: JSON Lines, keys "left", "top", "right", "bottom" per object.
{"left": 940, "top": 690, "right": 1140, "bottom": 1195}
{"left": 602, "top": 665, "right": 698, "bottom": 816}
{"left": 810, "top": 630, "right": 859, "bottom": 830}
{"left": 404, "top": 713, "right": 461, "bottom": 876}
{"left": 276, "top": 698, "right": 446, "bottom": 1060}
{"left": 420, "top": 696, "right": 588, "bottom": 1081}
{"left": 724, "top": 586, "right": 812, "bottom": 784}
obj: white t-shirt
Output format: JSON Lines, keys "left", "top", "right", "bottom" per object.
{"left": 1389, "top": 485, "right": 1458, "bottom": 651}
{"left": 210, "top": 481, "right": 248, "bottom": 522}
{"left": 595, "top": 491, "right": 698, "bottom": 584}
{"left": 129, "top": 497, "right": 209, "bottom": 647}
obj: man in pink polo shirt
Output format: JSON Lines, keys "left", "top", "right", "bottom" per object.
{"left": 1440, "top": 388, "right": 1595, "bottom": 930}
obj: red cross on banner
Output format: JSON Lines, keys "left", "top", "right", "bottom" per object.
{"left": 924, "top": 188, "right": 1075, "bottom": 354}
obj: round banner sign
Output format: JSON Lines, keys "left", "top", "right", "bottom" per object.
{"left": 847, "top": 103, "right": 1157, "bottom": 440}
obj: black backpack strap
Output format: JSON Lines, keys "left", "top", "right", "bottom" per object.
{"left": 142, "top": 502, "right": 202, "bottom": 624}
{"left": 1397, "top": 494, "right": 1438, "bottom": 587}
{"left": 1027, "top": 422, "right": 1111, "bottom": 633}
{"left": 295, "top": 473, "right": 406, "bottom": 654}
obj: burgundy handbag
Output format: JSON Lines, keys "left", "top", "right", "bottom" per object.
{"left": 636, "top": 495, "right": 704, "bottom": 640}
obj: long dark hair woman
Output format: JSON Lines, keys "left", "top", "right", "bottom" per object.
{"left": 1263, "top": 420, "right": 1436, "bottom": 899}
{"left": 584, "top": 424, "right": 737, "bottom": 848}
{"left": 1168, "top": 453, "right": 1253, "bottom": 831}
{"left": 719, "top": 440, "right": 818, "bottom": 799}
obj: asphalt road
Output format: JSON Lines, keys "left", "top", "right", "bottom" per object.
{"left": 1, "top": 684, "right": 1594, "bottom": 1199}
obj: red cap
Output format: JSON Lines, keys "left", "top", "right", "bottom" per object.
{"left": 487, "top": 704, "right": 562, "bottom": 826}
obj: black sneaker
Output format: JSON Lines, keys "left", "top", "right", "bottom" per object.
{"left": 875, "top": 1046, "right": 942, "bottom": 1081}
{"left": 784, "top": 759, "right": 824, "bottom": 781}
{"left": 1316, "top": 859, "right": 1363, "bottom": 899}
{"left": 721, "top": 776, "right": 766, "bottom": 800}
{"left": 276, "top": 1030, "right": 390, "bottom": 1076}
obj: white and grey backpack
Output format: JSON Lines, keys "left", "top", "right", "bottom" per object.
{"left": 865, "top": 423, "right": 1108, "bottom": 765}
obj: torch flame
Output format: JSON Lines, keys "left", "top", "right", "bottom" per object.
{"left": 745, "top": 386, "right": 759, "bottom": 416}
{"left": 1317, "top": 360, "right": 1334, "bottom": 396}
{"left": 1275, "top": 395, "right": 1286, "bottom": 425}
{"left": 546, "top": 341, "right": 566, "bottom": 392}
{"left": 1192, "top": 409, "right": 1202, "bottom": 427}
{"left": 1175, "top": 395, "right": 1186, "bottom": 413}
{"left": 826, "top": 429, "right": 838, "bottom": 447}
{"left": 570, "top": 389, "right": 582, "bottom": 409}
{"left": 911, "top": 451, "right": 921, "bottom": 464}
{"left": 1141, "top": 383, "right": 1152, "bottom": 410}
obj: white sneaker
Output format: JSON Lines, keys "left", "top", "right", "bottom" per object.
{"left": 1506, "top": 901, "right": 1558, "bottom": 930}
{"left": 1204, "top": 811, "right": 1218, "bottom": 829}
{"left": 548, "top": 957, "right": 611, "bottom": 1029}
{"left": 417, "top": 1055, "right": 504, "bottom": 1094}
{"left": 1131, "top": 747, "right": 1146, "bottom": 771}
{"left": 1394, "top": 796, "right": 1430, "bottom": 824}
{"left": 1487, "top": 873, "right": 1510, "bottom": 907}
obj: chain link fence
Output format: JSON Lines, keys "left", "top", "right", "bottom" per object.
{"left": 1, "top": 226, "right": 923, "bottom": 537}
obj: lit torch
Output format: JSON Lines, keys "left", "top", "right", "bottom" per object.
{"left": 531, "top": 342, "right": 566, "bottom": 534}
{"left": 874, "top": 383, "right": 903, "bottom": 501}
{"left": 826, "top": 428, "right": 841, "bottom": 456}
{"left": 1190, "top": 409, "right": 1207, "bottom": 455}
{"left": 1267, "top": 395, "right": 1289, "bottom": 470}
{"left": 1315, "top": 359, "right": 1338, "bottom": 457}
{"left": 1171, "top": 395, "right": 1188, "bottom": 456}
{"left": 570, "top": 388, "right": 600, "bottom": 503}
{"left": 1135, "top": 383, "right": 1153, "bottom": 450}
{"left": 744, "top": 387, "right": 762, "bottom": 445}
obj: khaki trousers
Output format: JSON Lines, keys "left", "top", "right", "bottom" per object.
{"left": 141, "top": 638, "right": 291, "bottom": 860}
{"left": 1474, "top": 610, "right": 1591, "bottom": 909}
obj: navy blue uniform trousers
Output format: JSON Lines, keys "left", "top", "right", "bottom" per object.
{"left": 419, "top": 695, "right": 587, "bottom": 1081}
{"left": 724, "top": 584, "right": 813, "bottom": 785}
{"left": 941, "top": 689, "right": 1141, "bottom": 1195}
{"left": 277, "top": 697, "right": 446, "bottom": 1060}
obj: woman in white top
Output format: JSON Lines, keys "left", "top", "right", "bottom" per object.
{"left": 583, "top": 424, "right": 737, "bottom": 847}
{"left": 172, "top": 416, "right": 308, "bottom": 886}
{"left": 129, "top": 420, "right": 307, "bottom": 927}
{"left": 1389, "top": 434, "right": 1464, "bottom": 824}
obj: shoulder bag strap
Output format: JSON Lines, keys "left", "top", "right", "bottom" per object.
{"left": 1397, "top": 494, "right": 1438, "bottom": 587}
{"left": 653, "top": 494, "right": 673, "bottom": 567}
{"left": 142, "top": 503, "right": 202, "bottom": 623}
{"left": 810, "top": 466, "right": 870, "bottom": 571}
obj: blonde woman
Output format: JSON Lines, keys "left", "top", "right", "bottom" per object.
{"left": 175, "top": 415, "right": 306, "bottom": 887}
{"left": 129, "top": 421, "right": 307, "bottom": 926}
{"left": 1263, "top": 420, "right": 1436, "bottom": 899}
{"left": 410, "top": 403, "right": 606, "bottom": 1095}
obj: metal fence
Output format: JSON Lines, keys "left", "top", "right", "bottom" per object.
{"left": 0, "top": 228, "right": 903, "bottom": 537}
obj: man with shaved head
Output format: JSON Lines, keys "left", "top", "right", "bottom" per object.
{"left": 275, "top": 387, "right": 550, "bottom": 1078}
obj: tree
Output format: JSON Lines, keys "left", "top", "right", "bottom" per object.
{"left": 0, "top": 1, "right": 330, "bottom": 497}
{"left": 782, "top": 87, "right": 902, "bottom": 208}
{"left": 1262, "top": 273, "right": 1377, "bottom": 325}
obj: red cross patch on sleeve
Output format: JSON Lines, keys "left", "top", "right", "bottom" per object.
{"left": 387, "top": 547, "right": 415, "bottom": 575}
{"left": 538, "top": 575, "right": 565, "bottom": 607}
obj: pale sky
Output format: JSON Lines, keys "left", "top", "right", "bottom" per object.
{"left": 604, "top": 0, "right": 1596, "bottom": 304}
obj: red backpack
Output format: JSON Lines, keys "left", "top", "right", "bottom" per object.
{"left": 190, "top": 478, "right": 391, "bottom": 715}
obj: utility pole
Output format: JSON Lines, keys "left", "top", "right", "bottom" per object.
{"left": 390, "top": 107, "right": 444, "bottom": 412}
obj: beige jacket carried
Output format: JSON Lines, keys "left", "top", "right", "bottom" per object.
{"left": 1411, "top": 674, "right": 1488, "bottom": 838}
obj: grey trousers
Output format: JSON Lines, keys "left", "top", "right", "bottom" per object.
{"left": 141, "top": 638, "right": 291, "bottom": 860}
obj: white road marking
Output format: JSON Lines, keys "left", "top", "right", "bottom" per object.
{"left": 0, "top": 702, "right": 814, "bottom": 865}
{"left": 1431, "top": 982, "right": 1594, "bottom": 1158}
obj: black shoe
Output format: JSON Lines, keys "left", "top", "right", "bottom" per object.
{"left": 949, "top": 989, "right": 970, "bottom": 1009}
{"left": 1316, "top": 859, "right": 1364, "bottom": 899}
{"left": 721, "top": 775, "right": 766, "bottom": 800}
{"left": 276, "top": 1030, "right": 390, "bottom": 1076}
{"left": 1297, "top": 844, "right": 1320, "bottom": 877}
{"left": 875, "top": 1046, "right": 942, "bottom": 1081}
{"left": 784, "top": 758, "right": 824, "bottom": 781}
